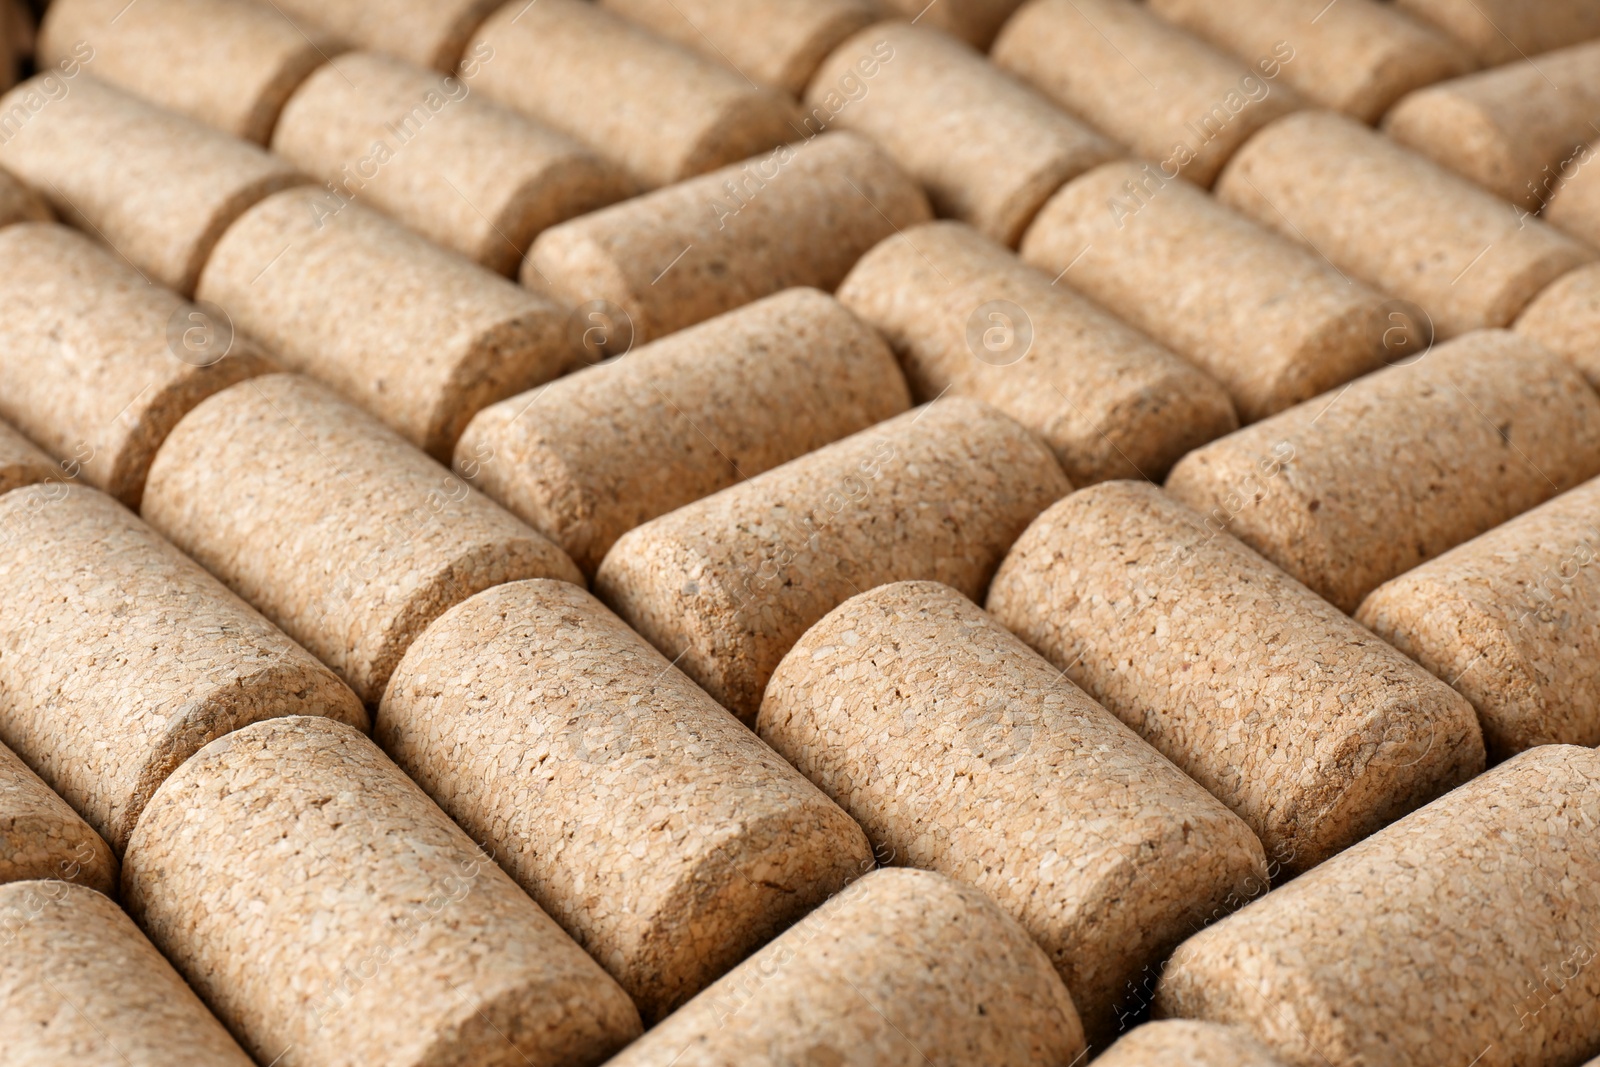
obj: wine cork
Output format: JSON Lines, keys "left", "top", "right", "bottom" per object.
{"left": 877, "top": 0, "right": 1023, "bottom": 49}
{"left": 0, "top": 483, "right": 368, "bottom": 852}
{"left": 457, "top": 287, "right": 911, "bottom": 576}
{"left": 527, "top": 131, "right": 930, "bottom": 346}
{"left": 142, "top": 374, "right": 582, "bottom": 707}
{"left": 0, "top": 740, "right": 115, "bottom": 895}
{"left": 1020, "top": 161, "right": 1389, "bottom": 423}
{"left": 196, "top": 188, "right": 575, "bottom": 460}
{"left": 1098, "top": 1021, "right": 1288, "bottom": 1067}
{"left": 1165, "top": 330, "right": 1600, "bottom": 614}
{"left": 992, "top": 0, "right": 1303, "bottom": 189}
{"left": 1546, "top": 156, "right": 1600, "bottom": 249}
{"left": 123, "top": 717, "right": 643, "bottom": 1067}
{"left": 987, "top": 481, "right": 1486, "bottom": 874}
{"left": 1516, "top": 262, "right": 1600, "bottom": 387}
{"left": 0, "top": 417, "right": 59, "bottom": 496}
{"left": 837, "top": 220, "right": 1237, "bottom": 482}
{"left": 605, "top": 867, "right": 1087, "bottom": 1067}
{"left": 0, "top": 223, "right": 269, "bottom": 508}
{"left": 0, "top": 880, "right": 256, "bottom": 1067}
{"left": 265, "top": 0, "right": 499, "bottom": 72}
{"left": 271, "top": 52, "right": 632, "bottom": 276}
{"left": 1156, "top": 744, "right": 1600, "bottom": 1067}
{"left": 0, "top": 162, "right": 48, "bottom": 226}
{"left": 0, "top": 74, "right": 309, "bottom": 295}
{"left": 1395, "top": 0, "right": 1600, "bottom": 66}
{"left": 1215, "top": 109, "right": 1595, "bottom": 338}
{"left": 380, "top": 579, "right": 874, "bottom": 1022}
{"left": 464, "top": 0, "right": 802, "bottom": 191}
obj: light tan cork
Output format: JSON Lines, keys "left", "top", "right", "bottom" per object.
{"left": 596, "top": 397, "right": 1071, "bottom": 721}
{"left": 0, "top": 162, "right": 48, "bottom": 227}
{"left": 196, "top": 188, "right": 575, "bottom": 460}
{"left": 0, "top": 74, "right": 308, "bottom": 295}
{"left": 266, "top": 0, "right": 499, "bottom": 72}
{"left": 1517, "top": 263, "right": 1600, "bottom": 387}
{"left": 272, "top": 51, "right": 632, "bottom": 276}
{"left": 380, "top": 579, "right": 874, "bottom": 1022}
{"left": 1020, "top": 161, "right": 1389, "bottom": 423}
{"left": 837, "top": 220, "right": 1236, "bottom": 483}
{"left": 0, "top": 224, "right": 269, "bottom": 508}
{"left": 877, "top": 0, "right": 1023, "bottom": 49}
{"left": 0, "top": 740, "right": 115, "bottom": 895}
{"left": 464, "top": 0, "right": 802, "bottom": 191}
{"left": 992, "top": 0, "right": 1303, "bottom": 189}
{"left": 0, "top": 880, "right": 256, "bottom": 1067}
{"left": 526, "top": 131, "right": 929, "bottom": 346}
{"left": 1098, "top": 1021, "right": 1288, "bottom": 1066}
{"left": 1156, "top": 744, "right": 1600, "bottom": 1067}
{"left": 457, "top": 287, "right": 910, "bottom": 576}
{"left": 1395, "top": 0, "right": 1600, "bottom": 65}
{"left": 759, "top": 580, "right": 1266, "bottom": 1044}
{"left": 1165, "top": 330, "right": 1600, "bottom": 615}
{"left": 0, "top": 483, "right": 367, "bottom": 852}
{"left": 123, "top": 717, "right": 643, "bottom": 1067}
{"left": 0, "top": 417, "right": 59, "bottom": 496}
{"left": 1547, "top": 157, "right": 1600, "bottom": 249}
{"left": 1216, "top": 109, "right": 1595, "bottom": 338}
{"left": 987, "top": 481, "right": 1485, "bottom": 875}
{"left": 606, "top": 867, "right": 1087, "bottom": 1067}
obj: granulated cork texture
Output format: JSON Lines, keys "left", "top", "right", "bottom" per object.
{"left": 1098, "top": 1020, "right": 1288, "bottom": 1067}
{"left": 265, "top": 0, "right": 499, "bottom": 72}
{"left": 1517, "top": 262, "right": 1600, "bottom": 386}
{"left": 0, "top": 739, "right": 116, "bottom": 894}
{"left": 0, "top": 418, "right": 59, "bottom": 496}
{"left": 0, "top": 162, "right": 49, "bottom": 226}
{"left": 1395, "top": 0, "right": 1600, "bottom": 65}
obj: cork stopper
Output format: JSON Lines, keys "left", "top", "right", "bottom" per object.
{"left": 0, "top": 417, "right": 60, "bottom": 497}
{"left": 457, "top": 287, "right": 910, "bottom": 576}
{"left": 265, "top": 0, "right": 499, "bottom": 72}
{"left": 0, "top": 740, "right": 116, "bottom": 895}
{"left": 0, "top": 162, "right": 49, "bottom": 226}
{"left": 123, "top": 716, "right": 643, "bottom": 1067}
{"left": 1544, "top": 143, "right": 1600, "bottom": 248}
{"left": 988, "top": 481, "right": 1485, "bottom": 874}
{"left": 1395, "top": 0, "right": 1600, "bottom": 65}
{"left": 876, "top": 0, "right": 1024, "bottom": 49}
{"left": 605, "top": 867, "right": 1087, "bottom": 1067}
{"left": 1098, "top": 1021, "right": 1288, "bottom": 1066}
{"left": 1516, "top": 262, "right": 1600, "bottom": 387}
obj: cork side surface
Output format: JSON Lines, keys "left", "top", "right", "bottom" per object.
{"left": 0, "top": 163, "right": 50, "bottom": 227}
{"left": 1395, "top": 0, "right": 1600, "bottom": 65}
{"left": 0, "top": 418, "right": 61, "bottom": 497}
{"left": 1097, "top": 1020, "right": 1289, "bottom": 1066}
{"left": 0, "top": 740, "right": 116, "bottom": 894}
{"left": 1517, "top": 261, "right": 1600, "bottom": 388}
{"left": 265, "top": 0, "right": 500, "bottom": 71}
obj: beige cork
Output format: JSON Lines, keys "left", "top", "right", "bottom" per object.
{"left": 1545, "top": 146, "right": 1600, "bottom": 248}
{"left": 0, "top": 880, "right": 256, "bottom": 1067}
{"left": 1395, "top": 0, "right": 1600, "bottom": 66}
{"left": 993, "top": 0, "right": 1303, "bottom": 189}
{"left": 380, "top": 579, "right": 874, "bottom": 1022}
{"left": 0, "top": 224, "right": 268, "bottom": 508}
{"left": 266, "top": 0, "right": 498, "bottom": 72}
{"left": 0, "top": 740, "right": 115, "bottom": 895}
{"left": 464, "top": 0, "right": 802, "bottom": 191}
{"left": 759, "top": 580, "right": 1266, "bottom": 1044}
{"left": 0, "top": 162, "right": 48, "bottom": 227}
{"left": 0, "top": 418, "right": 60, "bottom": 496}
{"left": 606, "top": 867, "right": 1087, "bottom": 1067}
{"left": 1216, "top": 109, "right": 1595, "bottom": 338}
{"left": 272, "top": 52, "right": 632, "bottom": 276}
{"left": 142, "top": 374, "right": 582, "bottom": 707}
{"left": 1165, "top": 330, "right": 1600, "bottom": 614}
{"left": 988, "top": 481, "right": 1485, "bottom": 874}
{"left": 877, "top": 0, "right": 1022, "bottom": 49}
{"left": 1099, "top": 1021, "right": 1288, "bottom": 1067}
{"left": 805, "top": 21, "right": 1118, "bottom": 247}
{"left": 1020, "top": 161, "right": 1389, "bottom": 423}
{"left": 123, "top": 717, "right": 642, "bottom": 1067}
{"left": 456, "top": 287, "right": 910, "bottom": 576}
{"left": 196, "top": 188, "right": 575, "bottom": 461}
{"left": 837, "top": 220, "right": 1236, "bottom": 482}
{"left": 0, "top": 483, "right": 367, "bottom": 852}
{"left": 0, "top": 74, "right": 308, "bottom": 295}
{"left": 1156, "top": 744, "right": 1600, "bottom": 1067}
{"left": 1517, "top": 262, "right": 1600, "bottom": 387}
{"left": 526, "top": 130, "right": 929, "bottom": 346}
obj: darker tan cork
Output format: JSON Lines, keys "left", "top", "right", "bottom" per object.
{"left": 988, "top": 481, "right": 1485, "bottom": 874}
{"left": 141, "top": 373, "right": 583, "bottom": 706}
{"left": 595, "top": 397, "right": 1071, "bottom": 721}
{"left": 759, "top": 580, "right": 1267, "bottom": 1045}
{"left": 123, "top": 717, "right": 643, "bottom": 1067}
{"left": 0, "top": 483, "right": 367, "bottom": 852}
{"left": 0, "top": 162, "right": 48, "bottom": 227}
{"left": 458, "top": 287, "right": 909, "bottom": 576}
{"left": 1517, "top": 263, "right": 1600, "bottom": 387}
{"left": 0, "top": 740, "right": 116, "bottom": 895}
{"left": 1156, "top": 744, "right": 1600, "bottom": 1067}
{"left": 606, "top": 867, "right": 1087, "bottom": 1067}
{"left": 877, "top": 0, "right": 1024, "bottom": 48}
{"left": 0, "top": 418, "right": 60, "bottom": 497}
{"left": 267, "top": 0, "right": 499, "bottom": 71}
{"left": 1099, "top": 1021, "right": 1288, "bottom": 1066}
{"left": 380, "top": 579, "right": 874, "bottom": 1022}
{"left": 1395, "top": 0, "right": 1600, "bottom": 65}
{"left": 1546, "top": 155, "right": 1600, "bottom": 248}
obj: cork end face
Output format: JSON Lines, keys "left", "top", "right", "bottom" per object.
{"left": 483, "top": 153, "right": 636, "bottom": 278}
{"left": 525, "top": 224, "right": 651, "bottom": 342}
{"left": 0, "top": 739, "right": 119, "bottom": 894}
{"left": 410, "top": 967, "right": 643, "bottom": 1067}
{"left": 1515, "top": 262, "right": 1600, "bottom": 389}
{"left": 1380, "top": 88, "right": 1529, "bottom": 202}
{"left": 672, "top": 89, "right": 804, "bottom": 186}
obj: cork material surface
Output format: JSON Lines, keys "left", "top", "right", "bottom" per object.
{"left": 123, "top": 717, "right": 643, "bottom": 1067}
{"left": 877, "top": 0, "right": 1024, "bottom": 49}
{"left": 0, "top": 418, "right": 60, "bottom": 497}
{"left": 1546, "top": 161, "right": 1600, "bottom": 251}
{"left": 266, "top": 0, "right": 499, "bottom": 72}
{"left": 0, "top": 162, "right": 49, "bottom": 227}
{"left": 1098, "top": 1021, "right": 1288, "bottom": 1066}
{"left": 1395, "top": 0, "right": 1600, "bottom": 65}
{"left": 0, "top": 740, "right": 115, "bottom": 894}
{"left": 1517, "top": 263, "right": 1600, "bottom": 387}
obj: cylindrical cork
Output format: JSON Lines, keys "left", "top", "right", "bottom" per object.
{"left": 464, "top": 0, "right": 801, "bottom": 191}
{"left": 837, "top": 221, "right": 1237, "bottom": 482}
{"left": 142, "top": 374, "right": 582, "bottom": 706}
{"left": 1157, "top": 745, "right": 1600, "bottom": 1067}
{"left": 457, "top": 287, "right": 910, "bottom": 576}
{"left": 1165, "top": 330, "right": 1600, "bottom": 614}
{"left": 197, "top": 188, "right": 576, "bottom": 460}
{"left": 992, "top": 0, "right": 1303, "bottom": 189}
{"left": 380, "top": 579, "right": 875, "bottom": 1022}
{"left": 0, "top": 880, "right": 256, "bottom": 1067}
{"left": 1019, "top": 161, "right": 1389, "bottom": 423}
{"left": 606, "top": 867, "right": 1086, "bottom": 1067}
{"left": 0, "top": 418, "right": 59, "bottom": 496}
{"left": 1099, "top": 1021, "right": 1288, "bottom": 1067}
{"left": 595, "top": 397, "right": 1070, "bottom": 721}
{"left": 0, "top": 74, "right": 308, "bottom": 295}
{"left": 526, "top": 131, "right": 930, "bottom": 346}
{"left": 264, "top": 0, "right": 498, "bottom": 72}
{"left": 1544, "top": 144, "right": 1600, "bottom": 248}
{"left": 804, "top": 21, "right": 1118, "bottom": 246}
{"left": 876, "top": 0, "right": 1024, "bottom": 49}
{"left": 1395, "top": 0, "right": 1600, "bottom": 66}
{"left": 0, "top": 741, "right": 116, "bottom": 894}
{"left": 987, "top": 481, "right": 1485, "bottom": 874}
{"left": 0, "top": 163, "right": 48, "bottom": 227}
{"left": 0, "top": 224, "right": 269, "bottom": 508}
{"left": 1215, "top": 110, "right": 1595, "bottom": 338}
{"left": 759, "top": 580, "right": 1267, "bottom": 1044}
{"left": 0, "top": 483, "right": 367, "bottom": 852}
{"left": 123, "top": 717, "right": 643, "bottom": 1067}
{"left": 1517, "top": 262, "right": 1600, "bottom": 387}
